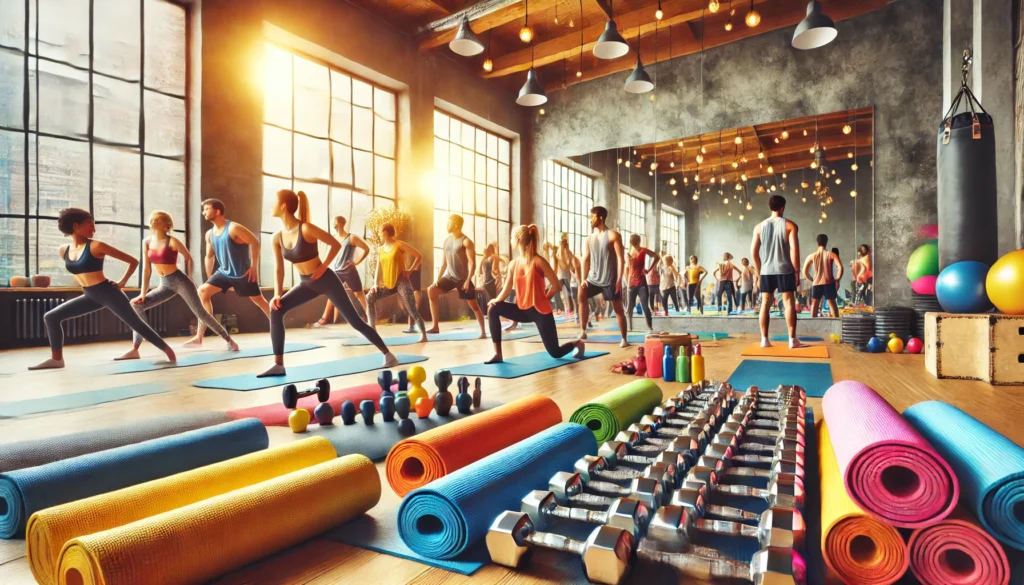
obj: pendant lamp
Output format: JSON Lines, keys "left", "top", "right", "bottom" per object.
{"left": 517, "top": 68, "right": 547, "bottom": 106}
{"left": 792, "top": 1, "right": 837, "bottom": 50}
{"left": 594, "top": 0, "right": 629, "bottom": 59}
{"left": 624, "top": 57, "right": 654, "bottom": 93}
{"left": 449, "top": 16, "right": 485, "bottom": 56}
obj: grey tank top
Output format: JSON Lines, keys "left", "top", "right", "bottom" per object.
{"left": 443, "top": 234, "right": 470, "bottom": 280}
{"left": 759, "top": 216, "right": 794, "bottom": 275}
{"left": 587, "top": 230, "right": 616, "bottom": 287}
{"left": 331, "top": 233, "right": 356, "bottom": 271}
{"left": 557, "top": 251, "right": 571, "bottom": 280}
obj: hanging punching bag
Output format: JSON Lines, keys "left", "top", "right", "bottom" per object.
{"left": 937, "top": 50, "right": 998, "bottom": 270}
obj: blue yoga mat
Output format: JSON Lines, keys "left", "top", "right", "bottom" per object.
{"left": 527, "top": 333, "right": 645, "bottom": 344}
{"left": 770, "top": 334, "right": 824, "bottom": 342}
{"left": 0, "top": 418, "right": 267, "bottom": 538}
{"left": 104, "top": 343, "right": 322, "bottom": 374}
{"left": 192, "top": 353, "right": 429, "bottom": 391}
{"left": 727, "top": 359, "right": 833, "bottom": 397}
{"left": 447, "top": 350, "right": 609, "bottom": 379}
{"left": 397, "top": 423, "right": 596, "bottom": 559}
{"left": 342, "top": 329, "right": 537, "bottom": 347}
{"left": 904, "top": 401, "right": 1024, "bottom": 551}
{"left": 0, "top": 383, "right": 167, "bottom": 418}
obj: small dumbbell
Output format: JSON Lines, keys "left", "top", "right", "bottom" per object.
{"left": 731, "top": 401, "right": 806, "bottom": 424}
{"left": 747, "top": 384, "right": 807, "bottom": 402}
{"left": 340, "top": 400, "right": 357, "bottom": 425}
{"left": 434, "top": 369, "right": 454, "bottom": 416}
{"left": 712, "top": 432, "right": 805, "bottom": 459}
{"left": 549, "top": 471, "right": 664, "bottom": 511}
{"left": 637, "top": 543, "right": 806, "bottom": 584}
{"left": 487, "top": 511, "right": 634, "bottom": 585}
{"left": 521, "top": 490, "right": 650, "bottom": 538}
{"left": 670, "top": 486, "right": 762, "bottom": 523}
{"left": 619, "top": 426, "right": 703, "bottom": 456}
{"left": 705, "top": 443, "right": 805, "bottom": 471}
{"left": 397, "top": 400, "right": 415, "bottom": 436}
{"left": 314, "top": 402, "right": 335, "bottom": 425}
{"left": 728, "top": 406, "right": 806, "bottom": 432}
{"left": 697, "top": 456, "right": 805, "bottom": 486}
{"left": 598, "top": 441, "right": 689, "bottom": 476}
{"left": 359, "top": 400, "right": 375, "bottom": 425}
{"left": 281, "top": 378, "right": 330, "bottom": 409}
{"left": 687, "top": 469, "right": 805, "bottom": 509}
{"left": 664, "top": 487, "right": 805, "bottom": 549}
{"left": 377, "top": 370, "right": 394, "bottom": 398}
{"left": 456, "top": 376, "right": 472, "bottom": 414}
{"left": 646, "top": 504, "right": 806, "bottom": 551}
{"left": 473, "top": 377, "right": 482, "bottom": 408}
{"left": 574, "top": 455, "right": 679, "bottom": 496}
{"left": 720, "top": 422, "right": 805, "bottom": 448}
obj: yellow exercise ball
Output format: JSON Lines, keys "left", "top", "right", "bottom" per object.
{"left": 288, "top": 408, "right": 311, "bottom": 433}
{"left": 986, "top": 249, "right": 1024, "bottom": 315}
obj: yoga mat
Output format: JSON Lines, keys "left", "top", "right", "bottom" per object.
{"left": 0, "top": 383, "right": 166, "bottom": 418}
{"left": 771, "top": 334, "right": 824, "bottom": 342}
{"left": 26, "top": 438, "right": 337, "bottom": 585}
{"left": 397, "top": 422, "right": 596, "bottom": 559}
{"left": 728, "top": 359, "right": 834, "bottom": 398}
{"left": 225, "top": 383, "right": 382, "bottom": 426}
{"left": 0, "top": 419, "right": 268, "bottom": 539}
{"left": 385, "top": 394, "right": 561, "bottom": 496}
{"left": 193, "top": 353, "right": 429, "bottom": 391}
{"left": 687, "top": 331, "right": 731, "bottom": 340}
{"left": 532, "top": 333, "right": 646, "bottom": 344}
{"left": 904, "top": 401, "right": 1024, "bottom": 550}
{"left": 0, "top": 412, "right": 233, "bottom": 473}
{"left": 819, "top": 421, "right": 908, "bottom": 585}
{"left": 342, "top": 329, "right": 537, "bottom": 346}
{"left": 907, "top": 509, "right": 1010, "bottom": 585}
{"left": 568, "top": 378, "right": 664, "bottom": 442}
{"left": 446, "top": 350, "right": 609, "bottom": 379}
{"left": 822, "top": 381, "right": 959, "bottom": 528}
{"left": 104, "top": 343, "right": 323, "bottom": 374}
{"left": 741, "top": 342, "right": 830, "bottom": 359}
{"left": 55, "top": 455, "right": 380, "bottom": 585}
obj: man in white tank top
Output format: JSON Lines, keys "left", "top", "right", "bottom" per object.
{"left": 577, "top": 206, "right": 629, "bottom": 347}
{"left": 802, "top": 233, "right": 845, "bottom": 319}
{"left": 751, "top": 195, "right": 803, "bottom": 348}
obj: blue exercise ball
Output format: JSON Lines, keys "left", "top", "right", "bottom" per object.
{"left": 935, "top": 261, "right": 993, "bottom": 314}
{"left": 867, "top": 337, "right": 886, "bottom": 353}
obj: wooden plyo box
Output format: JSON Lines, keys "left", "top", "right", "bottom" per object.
{"left": 925, "top": 312, "right": 1024, "bottom": 385}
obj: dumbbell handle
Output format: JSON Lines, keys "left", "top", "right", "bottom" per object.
{"left": 706, "top": 503, "right": 761, "bottom": 522}
{"left": 593, "top": 467, "right": 646, "bottom": 482}
{"left": 622, "top": 453, "right": 660, "bottom": 466}
{"left": 524, "top": 530, "right": 587, "bottom": 556}
{"left": 713, "top": 483, "right": 772, "bottom": 500}
{"left": 569, "top": 491, "right": 618, "bottom": 508}
{"left": 638, "top": 544, "right": 748, "bottom": 580}
{"left": 544, "top": 501, "right": 610, "bottom": 525}
{"left": 696, "top": 517, "right": 759, "bottom": 540}
{"left": 585, "top": 479, "right": 635, "bottom": 497}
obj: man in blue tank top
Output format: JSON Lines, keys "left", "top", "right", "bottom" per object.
{"left": 751, "top": 195, "right": 803, "bottom": 349}
{"left": 182, "top": 199, "right": 271, "bottom": 348}
{"left": 427, "top": 214, "right": 485, "bottom": 338}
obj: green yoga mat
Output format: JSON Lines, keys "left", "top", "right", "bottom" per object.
{"left": 569, "top": 378, "right": 664, "bottom": 442}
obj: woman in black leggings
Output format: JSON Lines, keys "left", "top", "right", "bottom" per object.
{"left": 30, "top": 208, "right": 176, "bottom": 370}
{"left": 625, "top": 234, "right": 660, "bottom": 332}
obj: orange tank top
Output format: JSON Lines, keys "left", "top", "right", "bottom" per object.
{"left": 515, "top": 258, "right": 552, "bottom": 314}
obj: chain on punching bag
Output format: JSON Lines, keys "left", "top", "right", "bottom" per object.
{"left": 937, "top": 49, "right": 998, "bottom": 270}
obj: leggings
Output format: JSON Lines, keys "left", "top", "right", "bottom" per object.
{"left": 367, "top": 275, "right": 426, "bottom": 334}
{"left": 273, "top": 270, "right": 387, "bottom": 355}
{"left": 739, "top": 290, "right": 753, "bottom": 311}
{"left": 648, "top": 285, "right": 663, "bottom": 313}
{"left": 626, "top": 286, "right": 653, "bottom": 329}
{"left": 44, "top": 280, "right": 170, "bottom": 353}
{"left": 488, "top": 302, "right": 575, "bottom": 358}
{"left": 687, "top": 283, "right": 703, "bottom": 312}
{"left": 551, "top": 287, "right": 565, "bottom": 312}
{"left": 131, "top": 270, "right": 231, "bottom": 346}
{"left": 661, "top": 287, "right": 680, "bottom": 311}
{"left": 716, "top": 281, "right": 736, "bottom": 313}
{"left": 560, "top": 278, "right": 576, "bottom": 313}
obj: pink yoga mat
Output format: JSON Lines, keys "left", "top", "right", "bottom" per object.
{"left": 821, "top": 380, "right": 959, "bottom": 528}
{"left": 908, "top": 512, "right": 1009, "bottom": 585}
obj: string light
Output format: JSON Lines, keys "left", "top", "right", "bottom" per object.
{"left": 693, "top": 193, "right": 699, "bottom": 200}
{"left": 734, "top": 135, "right": 742, "bottom": 145}
{"left": 835, "top": 178, "right": 841, "bottom": 184}
{"left": 850, "top": 190, "right": 857, "bottom": 197}
{"left": 723, "top": 197, "right": 729, "bottom": 204}
{"left": 519, "top": 25, "right": 533, "bottom": 42}
{"left": 708, "top": 0, "right": 720, "bottom": 12}
{"left": 539, "top": 108, "right": 545, "bottom": 115}
{"left": 851, "top": 162, "right": 858, "bottom": 171}
{"left": 803, "top": 129, "right": 808, "bottom": 136}
{"left": 672, "top": 189, "right": 678, "bottom": 195}
{"left": 848, "top": 151, "right": 854, "bottom": 159}
{"left": 651, "top": 161, "right": 659, "bottom": 170}
{"left": 766, "top": 165, "right": 774, "bottom": 173}
{"left": 670, "top": 161, "right": 675, "bottom": 168}
{"left": 669, "top": 177, "right": 676, "bottom": 185}
{"left": 656, "top": 0, "right": 664, "bottom": 19}
{"left": 731, "top": 161, "right": 739, "bottom": 168}
{"left": 745, "top": 202, "right": 752, "bottom": 210}
{"left": 725, "top": 6, "right": 735, "bottom": 30}
{"left": 781, "top": 128, "right": 789, "bottom": 140}
{"left": 745, "top": 0, "right": 761, "bottom": 26}
{"left": 802, "top": 197, "right": 807, "bottom": 202}
{"left": 483, "top": 58, "right": 493, "bottom": 72}
{"left": 739, "top": 214, "right": 744, "bottom": 220}
{"left": 842, "top": 123, "right": 852, "bottom": 134}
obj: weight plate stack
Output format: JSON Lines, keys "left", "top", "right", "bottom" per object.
{"left": 842, "top": 313, "right": 876, "bottom": 351}
{"left": 874, "top": 306, "right": 915, "bottom": 343}
{"left": 911, "top": 292, "right": 941, "bottom": 341}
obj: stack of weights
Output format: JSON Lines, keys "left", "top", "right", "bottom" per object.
{"left": 873, "top": 306, "right": 915, "bottom": 343}
{"left": 911, "top": 292, "right": 942, "bottom": 341}
{"left": 841, "top": 313, "right": 876, "bottom": 352}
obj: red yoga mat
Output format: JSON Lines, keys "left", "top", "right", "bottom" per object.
{"left": 226, "top": 383, "right": 382, "bottom": 426}
{"left": 821, "top": 380, "right": 959, "bottom": 528}
{"left": 908, "top": 510, "right": 1010, "bottom": 585}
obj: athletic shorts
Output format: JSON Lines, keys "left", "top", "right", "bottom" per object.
{"left": 207, "top": 271, "right": 261, "bottom": 297}
{"left": 435, "top": 274, "right": 476, "bottom": 300}
{"left": 335, "top": 267, "right": 363, "bottom": 292}
{"left": 812, "top": 283, "right": 838, "bottom": 300}
{"left": 759, "top": 273, "right": 797, "bottom": 295}
{"left": 407, "top": 267, "right": 422, "bottom": 290}
{"left": 585, "top": 280, "right": 621, "bottom": 301}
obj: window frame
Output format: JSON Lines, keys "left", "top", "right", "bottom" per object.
{"left": 660, "top": 207, "right": 683, "bottom": 262}
{"left": 618, "top": 191, "right": 647, "bottom": 248}
{"left": 542, "top": 160, "right": 594, "bottom": 259}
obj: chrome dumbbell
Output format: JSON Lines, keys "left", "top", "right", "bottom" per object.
{"left": 637, "top": 543, "right": 807, "bottom": 584}
{"left": 574, "top": 455, "right": 679, "bottom": 496}
{"left": 598, "top": 441, "right": 690, "bottom": 475}
{"left": 520, "top": 490, "right": 651, "bottom": 538}
{"left": 549, "top": 470, "right": 665, "bottom": 510}
{"left": 683, "top": 467, "right": 806, "bottom": 509}
{"left": 646, "top": 503, "right": 806, "bottom": 551}
{"left": 704, "top": 443, "right": 805, "bottom": 471}
{"left": 670, "top": 486, "right": 762, "bottom": 523}
{"left": 711, "top": 431, "right": 805, "bottom": 459}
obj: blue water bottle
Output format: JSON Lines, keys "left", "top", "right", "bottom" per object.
{"left": 662, "top": 344, "right": 675, "bottom": 382}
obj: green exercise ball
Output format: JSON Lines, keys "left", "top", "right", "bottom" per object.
{"left": 906, "top": 242, "right": 939, "bottom": 281}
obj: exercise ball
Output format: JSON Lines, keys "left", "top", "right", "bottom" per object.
{"left": 986, "top": 249, "right": 1024, "bottom": 315}
{"left": 936, "top": 261, "right": 993, "bottom": 314}
{"left": 867, "top": 337, "right": 886, "bottom": 353}
{"left": 906, "top": 242, "right": 939, "bottom": 281}
{"left": 906, "top": 337, "right": 924, "bottom": 354}
{"left": 910, "top": 275, "right": 937, "bottom": 295}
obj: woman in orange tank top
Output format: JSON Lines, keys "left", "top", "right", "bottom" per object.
{"left": 484, "top": 225, "right": 585, "bottom": 364}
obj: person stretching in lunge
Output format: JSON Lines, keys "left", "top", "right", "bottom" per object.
{"left": 577, "top": 206, "right": 629, "bottom": 347}
{"left": 259, "top": 191, "right": 397, "bottom": 377}
{"left": 685, "top": 256, "right": 707, "bottom": 314}
{"left": 625, "top": 234, "right": 660, "bottom": 333}
{"left": 183, "top": 199, "right": 271, "bottom": 347}
{"left": 367, "top": 223, "right": 428, "bottom": 342}
{"left": 751, "top": 195, "right": 802, "bottom": 348}
{"left": 31, "top": 209, "right": 176, "bottom": 369}
{"left": 427, "top": 214, "right": 485, "bottom": 338}
{"left": 802, "top": 234, "right": 844, "bottom": 318}
{"left": 117, "top": 211, "right": 238, "bottom": 360}
{"left": 316, "top": 215, "right": 369, "bottom": 327}
{"left": 485, "top": 225, "right": 585, "bottom": 363}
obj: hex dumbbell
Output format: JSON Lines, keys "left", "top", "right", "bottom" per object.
{"left": 684, "top": 468, "right": 806, "bottom": 509}
{"left": 521, "top": 490, "right": 650, "bottom": 538}
{"left": 281, "top": 378, "right": 330, "bottom": 409}
{"left": 574, "top": 455, "right": 678, "bottom": 496}
{"left": 646, "top": 504, "right": 806, "bottom": 551}
{"left": 747, "top": 385, "right": 807, "bottom": 402}
{"left": 705, "top": 443, "right": 805, "bottom": 471}
{"left": 549, "top": 471, "right": 665, "bottom": 510}
{"left": 720, "top": 422, "right": 805, "bottom": 447}
{"left": 637, "top": 544, "right": 807, "bottom": 585}
{"left": 670, "top": 486, "right": 762, "bottom": 523}
{"left": 598, "top": 441, "right": 689, "bottom": 473}
{"left": 728, "top": 407, "right": 806, "bottom": 433}
{"left": 712, "top": 431, "right": 805, "bottom": 459}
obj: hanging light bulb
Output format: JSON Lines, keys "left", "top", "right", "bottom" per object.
{"left": 683, "top": 177, "right": 688, "bottom": 184}
{"left": 482, "top": 58, "right": 493, "bottom": 72}
{"left": 781, "top": 129, "right": 789, "bottom": 140}
{"left": 678, "top": 140, "right": 684, "bottom": 147}
{"left": 519, "top": 24, "right": 534, "bottom": 43}
{"left": 723, "top": 197, "right": 729, "bottom": 204}
{"left": 636, "top": 161, "right": 641, "bottom": 168}
{"left": 739, "top": 214, "right": 744, "bottom": 220}
{"left": 766, "top": 165, "right": 774, "bottom": 174}
{"left": 734, "top": 135, "right": 743, "bottom": 145}
{"left": 774, "top": 137, "right": 780, "bottom": 144}
{"left": 842, "top": 123, "right": 852, "bottom": 134}
{"left": 649, "top": 171, "right": 653, "bottom": 176}
{"left": 693, "top": 192, "right": 699, "bottom": 200}
{"left": 831, "top": 169, "right": 836, "bottom": 175}
{"left": 624, "top": 159, "right": 630, "bottom": 167}
{"left": 801, "top": 181, "right": 809, "bottom": 188}
{"left": 819, "top": 218, "right": 823, "bottom": 223}
{"left": 710, "top": 177, "right": 716, "bottom": 184}
{"left": 701, "top": 146, "right": 707, "bottom": 154}
{"left": 731, "top": 161, "right": 739, "bottom": 168}
{"left": 848, "top": 151, "right": 854, "bottom": 159}
{"left": 726, "top": 7, "right": 736, "bottom": 30}
{"left": 757, "top": 151, "right": 764, "bottom": 160}
{"left": 670, "top": 161, "right": 675, "bottom": 168}
{"left": 821, "top": 211, "right": 827, "bottom": 219}
{"left": 802, "top": 196, "right": 807, "bottom": 202}
{"left": 741, "top": 173, "right": 747, "bottom": 181}
{"left": 669, "top": 177, "right": 676, "bottom": 185}
{"left": 835, "top": 178, "right": 841, "bottom": 185}
{"left": 696, "top": 153, "right": 704, "bottom": 164}
{"left": 709, "top": 0, "right": 720, "bottom": 13}
{"left": 694, "top": 173, "right": 700, "bottom": 181}
{"left": 850, "top": 190, "right": 857, "bottom": 197}
{"left": 746, "top": 202, "right": 752, "bottom": 210}
{"left": 539, "top": 108, "right": 545, "bottom": 115}
{"left": 650, "top": 161, "right": 658, "bottom": 170}
{"left": 728, "top": 211, "right": 733, "bottom": 216}
{"left": 617, "top": 157, "right": 623, "bottom": 164}
{"left": 851, "top": 163, "right": 858, "bottom": 171}
{"left": 656, "top": 0, "right": 664, "bottom": 19}
{"left": 569, "top": 19, "right": 574, "bottom": 27}
{"left": 672, "top": 189, "right": 678, "bottom": 195}
{"left": 576, "top": 70, "right": 582, "bottom": 78}
{"left": 770, "top": 185, "right": 777, "bottom": 192}
{"left": 725, "top": 20, "right": 733, "bottom": 31}
{"left": 745, "top": 0, "right": 761, "bottom": 27}
{"left": 803, "top": 129, "right": 808, "bottom": 136}
{"left": 810, "top": 161, "right": 817, "bottom": 169}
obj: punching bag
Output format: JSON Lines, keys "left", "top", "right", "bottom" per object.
{"left": 937, "top": 51, "right": 998, "bottom": 270}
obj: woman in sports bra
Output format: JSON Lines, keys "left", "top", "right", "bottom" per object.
{"left": 258, "top": 190, "right": 397, "bottom": 377}
{"left": 116, "top": 211, "right": 238, "bottom": 361}
{"left": 315, "top": 215, "right": 370, "bottom": 327}
{"left": 30, "top": 208, "right": 175, "bottom": 370}
{"left": 367, "top": 222, "right": 428, "bottom": 342}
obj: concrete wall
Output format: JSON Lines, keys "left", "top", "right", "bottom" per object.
{"left": 531, "top": 0, "right": 947, "bottom": 307}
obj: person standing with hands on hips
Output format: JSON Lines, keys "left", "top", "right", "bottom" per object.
{"left": 427, "top": 214, "right": 486, "bottom": 339}
{"left": 577, "top": 206, "right": 629, "bottom": 347}
{"left": 751, "top": 195, "right": 803, "bottom": 349}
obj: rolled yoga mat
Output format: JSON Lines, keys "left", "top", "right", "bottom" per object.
{"left": 819, "top": 421, "right": 908, "bottom": 585}
{"left": 55, "top": 454, "right": 380, "bottom": 585}
{"left": 225, "top": 383, "right": 383, "bottom": 426}
{"left": 821, "top": 381, "right": 959, "bottom": 528}
{"left": 904, "top": 401, "right": 1024, "bottom": 550}
{"left": 27, "top": 437, "right": 337, "bottom": 585}
{"left": 385, "top": 394, "right": 561, "bottom": 496}
{"left": 568, "top": 378, "right": 664, "bottom": 442}
{"left": 0, "top": 418, "right": 268, "bottom": 539}
{"left": 907, "top": 509, "right": 1010, "bottom": 585}
{"left": 0, "top": 412, "right": 233, "bottom": 473}
{"left": 397, "top": 422, "right": 596, "bottom": 559}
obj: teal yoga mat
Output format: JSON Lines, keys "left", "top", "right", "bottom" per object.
{"left": 192, "top": 354, "right": 429, "bottom": 391}
{"left": 727, "top": 359, "right": 833, "bottom": 397}
{"left": 447, "top": 350, "right": 609, "bottom": 379}
{"left": 342, "top": 329, "right": 537, "bottom": 346}
{"left": 527, "top": 333, "right": 645, "bottom": 344}
{"left": 0, "top": 383, "right": 167, "bottom": 418}
{"left": 104, "top": 343, "right": 322, "bottom": 374}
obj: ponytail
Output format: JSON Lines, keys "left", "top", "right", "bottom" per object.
{"left": 513, "top": 224, "right": 540, "bottom": 258}
{"left": 276, "top": 189, "right": 310, "bottom": 222}
{"left": 296, "top": 191, "right": 310, "bottom": 223}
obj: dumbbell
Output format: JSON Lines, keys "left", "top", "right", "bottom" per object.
{"left": 712, "top": 431, "right": 805, "bottom": 459}
{"left": 733, "top": 392, "right": 805, "bottom": 414}
{"left": 665, "top": 487, "right": 805, "bottom": 548}
{"left": 719, "top": 421, "right": 805, "bottom": 448}
{"left": 731, "top": 401, "right": 806, "bottom": 425}
{"left": 281, "top": 378, "right": 330, "bottom": 409}
{"left": 598, "top": 441, "right": 690, "bottom": 480}
{"left": 549, "top": 470, "right": 665, "bottom": 511}
{"left": 683, "top": 467, "right": 805, "bottom": 509}
{"left": 637, "top": 543, "right": 806, "bottom": 585}
{"left": 727, "top": 406, "right": 806, "bottom": 433}
{"left": 574, "top": 455, "right": 679, "bottom": 496}
{"left": 747, "top": 384, "right": 807, "bottom": 403}
{"left": 521, "top": 490, "right": 650, "bottom": 538}
{"left": 670, "top": 486, "right": 762, "bottom": 523}
{"left": 646, "top": 504, "right": 806, "bottom": 551}
{"left": 622, "top": 423, "right": 707, "bottom": 456}
{"left": 487, "top": 510, "right": 634, "bottom": 585}
{"left": 704, "top": 443, "right": 806, "bottom": 472}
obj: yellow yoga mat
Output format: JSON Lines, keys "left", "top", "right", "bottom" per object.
{"left": 819, "top": 421, "right": 908, "bottom": 585}
{"left": 28, "top": 438, "right": 337, "bottom": 585}
{"left": 56, "top": 454, "right": 380, "bottom": 585}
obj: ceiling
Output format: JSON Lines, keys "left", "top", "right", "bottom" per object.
{"left": 347, "top": 0, "right": 895, "bottom": 93}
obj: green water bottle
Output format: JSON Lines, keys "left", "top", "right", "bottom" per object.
{"left": 676, "top": 346, "right": 690, "bottom": 383}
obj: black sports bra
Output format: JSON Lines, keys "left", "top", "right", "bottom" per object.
{"left": 64, "top": 240, "right": 104, "bottom": 274}
{"left": 282, "top": 224, "right": 319, "bottom": 263}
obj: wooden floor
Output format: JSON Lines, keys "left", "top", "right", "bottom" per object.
{"left": 1, "top": 318, "right": 1022, "bottom": 585}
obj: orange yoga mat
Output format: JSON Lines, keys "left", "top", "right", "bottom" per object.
{"left": 385, "top": 394, "right": 561, "bottom": 496}
{"left": 819, "top": 421, "right": 908, "bottom": 585}
{"left": 741, "top": 342, "right": 830, "bottom": 359}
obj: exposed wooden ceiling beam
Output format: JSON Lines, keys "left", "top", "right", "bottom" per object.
{"left": 593, "top": 0, "right": 614, "bottom": 21}
{"left": 418, "top": 0, "right": 576, "bottom": 51}
{"left": 416, "top": 0, "right": 523, "bottom": 37}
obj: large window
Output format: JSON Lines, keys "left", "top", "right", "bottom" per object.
{"left": 618, "top": 192, "right": 647, "bottom": 248}
{"left": 261, "top": 43, "right": 396, "bottom": 287}
{"left": 660, "top": 208, "right": 682, "bottom": 261}
{"left": 0, "top": 0, "right": 187, "bottom": 287}
{"left": 432, "top": 110, "right": 510, "bottom": 277}
{"left": 542, "top": 160, "right": 593, "bottom": 257}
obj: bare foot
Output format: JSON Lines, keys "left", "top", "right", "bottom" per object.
{"left": 418, "top": 335, "right": 429, "bottom": 343}
{"left": 761, "top": 337, "right": 773, "bottom": 348}
{"left": 789, "top": 338, "right": 805, "bottom": 349}
{"left": 579, "top": 331, "right": 588, "bottom": 340}
{"left": 425, "top": 327, "right": 440, "bottom": 335}
{"left": 29, "top": 358, "right": 65, "bottom": 370}
{"left": 383, "top": 352, "right": 399, "bottom": 367}
{"left": 574, "top": 340, "right": 586, "bottom": 359}
{"left": 484, "top": 355, "right": 504, "bottom": 364}
{"left": 619, "top": 339, "right": 631, "bottom": 349}
{"left": 182, "top": 336, "right": 203, "bottom": 349}
{"left": 163, "top": 349, "right": 177, "bottom": 363}
{"left": 257, "top": 363, "right": 286, "bottom": 378}
{"left": 226, "top": 339, "right": 240, "bottom": 352}
{"left": 114, "top": 348, "right": 141, "bottom": 361}
{"left": 478, "top": 331, "right": 487, "bottom": 340}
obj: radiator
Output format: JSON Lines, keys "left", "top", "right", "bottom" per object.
{"left": 116, "top": 303, "right": 168, "bottom": 334}
{"left": 15, "top": 298, "right": 101, "bottom": 341}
